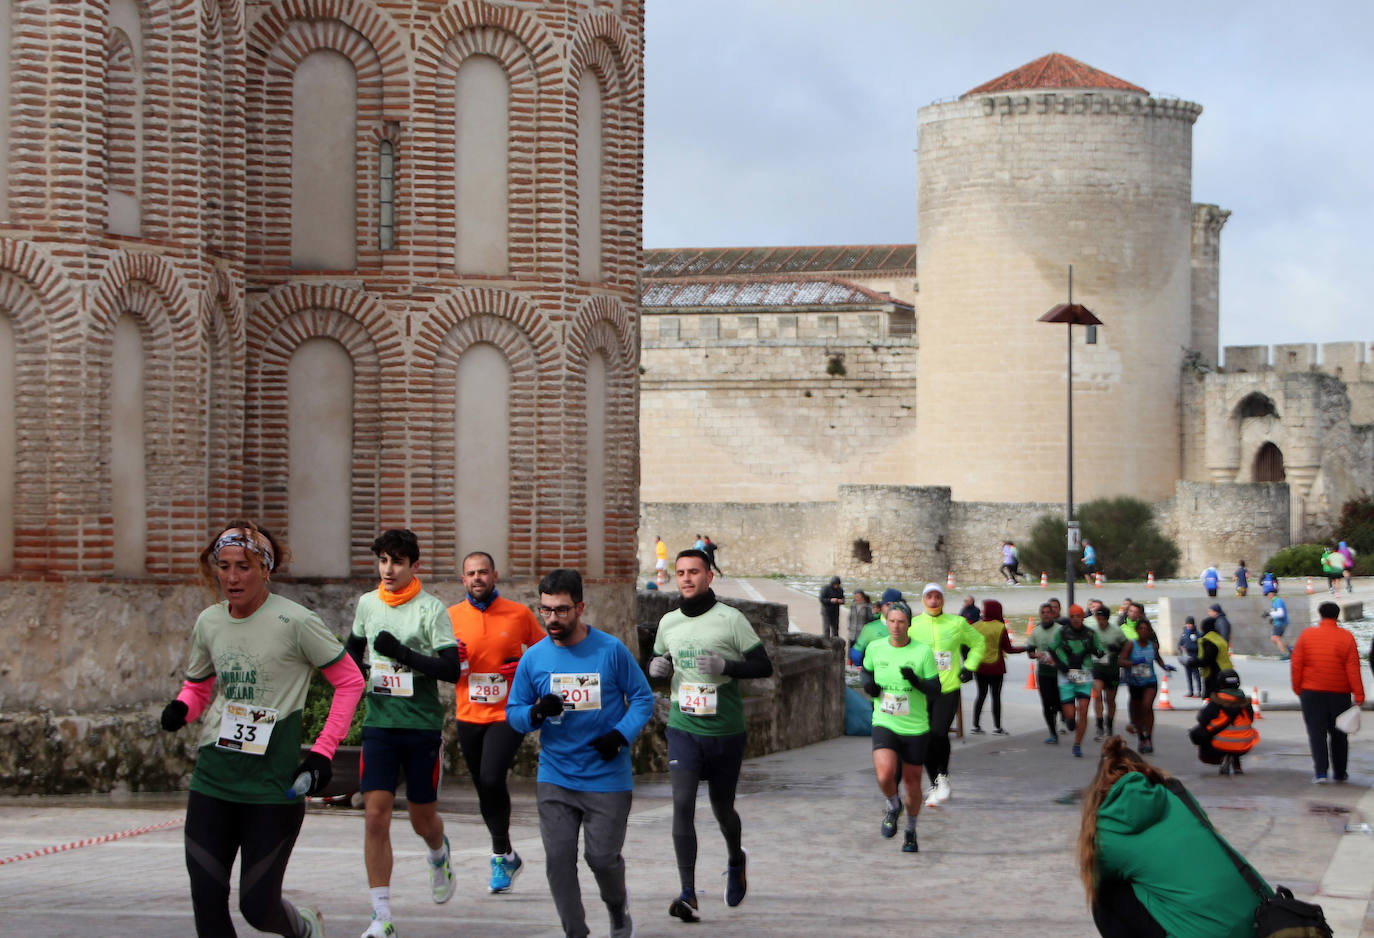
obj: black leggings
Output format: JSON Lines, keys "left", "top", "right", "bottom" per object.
{"left": 184, "top": 790, "right": 308, "bottom": 938}
{"left": 455, "top": 719, "right": 526, "bottom": 855}
{"left": 925, "top": 690, "right": 960, "bottom": 778}
{"left": 972, "top": 673, "right": 1004, "bottom": 729}
{"left": 1092, "top": 878, "right": 1166, "bottom": 938}
{"left": 667, "top": 728, "right": 746, "bottom": 891}
{"left": 1038, "top": 669, "right": 1061, "bottom": 736}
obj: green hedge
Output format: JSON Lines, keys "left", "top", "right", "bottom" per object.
{"left": 1020, "top": 497, "right": 1179, "bottom": 581}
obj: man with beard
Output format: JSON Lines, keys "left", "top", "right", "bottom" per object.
{"left": 508, "top": 569, "right": 654, "bottom": 938}
{"left": 649, "top": 549, "right": 774, "bottom": 922}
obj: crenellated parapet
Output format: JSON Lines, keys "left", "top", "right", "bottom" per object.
{"left": 1222, "top": 342, "right": 1374, "bottom": 381}
{"left": 975, "top": 92, "right": 1202, "bottom": 122}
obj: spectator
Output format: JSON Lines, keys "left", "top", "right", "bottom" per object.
{"left": 1177, "top": 617, "right": 1201, "bottom": 698}
{"left": 1291, "top": 601, "right": 1365, "bottom": 783}
{"left": 1188, "top": 669, "right": 1258, "bottom": 776}
{"left": 819, "top": 576, "right": 845, "bottom": 641}
{"left": 958, "top": 595, "right": 980, "bottom": 624}
{"left": 1196, "top": 616, "right": 1232, "bottom": 699}
{"left": 847, "top": 590, "right": 874, "bottom": 651}
{"left": 1208, "top": 603, "right": 1231, "bottom": 644}
{"left": 970, "top": 599, "right": 1022, "bottom": 735}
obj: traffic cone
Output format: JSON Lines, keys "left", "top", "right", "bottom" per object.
{"left": 1147, "top": 571, "right": 1155, "bottom": 588}
{"left": 947, "top": 570, "right": 955, "bottom": 589}
{"left": 1024, "top": 619, "right": 1037, "bottom": 689}
{"left": 1155, "top": 673, "right": 1174, "bottom": 710}
{"left": 1251, "top": 686, "right": 1264, "bottom": 720}
{"left": 1040, "top": 571, "right": 1048, "bottom": 588}
{"left": 1307, "top": 576, "right": 1314, "bottom": 594}
{"left": 1094, "top": 572, "right": 1102, "bottom": 587}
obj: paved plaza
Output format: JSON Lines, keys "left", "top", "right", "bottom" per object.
{"left": 4, "top": 577, "right": 1374, "bottom": 937}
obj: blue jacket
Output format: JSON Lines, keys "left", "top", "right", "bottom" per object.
{"left": 508, "top": 627, "right": 654, "bottom": 792}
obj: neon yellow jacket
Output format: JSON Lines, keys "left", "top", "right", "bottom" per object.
{"left": 908, "top": 612, "right": 986, "bottom": 694}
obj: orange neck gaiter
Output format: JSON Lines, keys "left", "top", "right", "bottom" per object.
{"left": 379, "top": 577, "right": 422, "bottom": 607}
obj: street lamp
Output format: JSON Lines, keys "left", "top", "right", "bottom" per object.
{"left": 1037, "top": 266, "right": 1102, "bottom": 608}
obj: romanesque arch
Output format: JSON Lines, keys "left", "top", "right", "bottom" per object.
{"left": 414, "top": 288, "right": 558, "bottom": 575}
{"left": 245, "top": 0, "right": 408, "bottom": 274}
{"left": 414, "top": 5, "right": 558, "bottom": 277}
{"left": 1253, "top": 441, "right": 1285, "bottom": 483}
{"left": 198, "top": 270, "right": 246, "bottom": 528}
{"left": 245, "top": 284, "right": 404, "bottom": 574}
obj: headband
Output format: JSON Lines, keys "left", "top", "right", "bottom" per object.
{"left": 213, "top": 530, "right": 275, "bottom": 571}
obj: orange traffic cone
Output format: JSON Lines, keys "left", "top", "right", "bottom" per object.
{"left": 1307, "top": 576, "right": 1314, "bottom": 594}
{"left": 947, "top": 570, "right": 955, "bottom": 589}
{"left": 1147, "top": 571, "right": 1155, "bottom": 588}
{"left": 1251, "top": 686, "right": 1264, "bottom": 720}
{"left": 1040, "top": 571, "right": 1048, "bottom": 588}
{"left": 1155, "top": 673, "right": 1174, "bottom": 710}
{"left": 1024, "top": 619, "right": 1037, "bottom": 689}
{"left": 1094, "top": 572, "right": 1102, "bottom": 587}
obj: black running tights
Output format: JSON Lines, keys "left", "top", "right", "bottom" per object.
{"left": 972, "top": 673, "right": 1003, "bottom": 729}
{"left": 455, "top": 719, "right": 526, "bottom": 855}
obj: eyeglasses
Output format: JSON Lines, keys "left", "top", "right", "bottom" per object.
{"left": 537, "top": 604, "right": 576, "bottom": 618}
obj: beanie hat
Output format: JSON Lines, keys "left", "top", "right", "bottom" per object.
{"left": 880, "top": 588, "right": 903, "bottom": 605}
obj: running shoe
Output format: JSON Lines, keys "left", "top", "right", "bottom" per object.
{"left": 299, "top": 907, "right": 325, "bottom": 938}
{"left": 993, "top": 727, "right": 1009, "bottom": 736}
{"left": 1072, "top": 744, "right": 1082, "bottom": 758}
{"left": 925, "top": 774, "right": 951, "bottom": 806}
{"left": 361, "top": 916, "right": 396, "bottom": 938}
{"left": 1092, "top": 731, "right": 1104, "bottom": 742}
{"left": 668, "top": 889, "right": 700, "bottom": 923}
{"left": 1044, "top": 735, "right": 1059, "bottom": 745}
{"left": 723, "top": 850, "right": 747, "bottom": 907}
{"left": 489, "top": 851, "right": 523, "bottom": 893}
{"left": 1313, "top": 775, "right": 1330, "bottom": 784}
{"left": 1335, "top": 772, "right": 1348, "bottom": 783}
{"left": 881, "top": 803, "right": 902, "bottom": 838}
{"left": 430, "top": 834, "right": 456, "bottom": 904}
{"left": 901, "top": 829, "right": 918, "bottom": 853}
{"left": 609, "top": 896, "right": 635, "bottom": 938}
{"left": 970, "top": 726, "right": 985, "bottom": 734}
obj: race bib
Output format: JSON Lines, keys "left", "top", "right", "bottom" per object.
{"left": 1131, "top": 663, "right": 1152, "bottom": 679}
{"left": 678, "top": 681, "right": 717, "bottom": 715}
{"left": 215, "top": 702, "right": 278, "bottom": 755}
{"left": 880, "top": 692, "right": 910, "bottom": 716}
{"left": 468, "top": 673, "right": 507, "bottom": 704}
{"left": 1068, "top": 669, "right": 1088, "bottom": 684}
{"left": 552, "top": 673, "right": 602, "bottom": 711}
{"left": 371, "top": 659, "right": 414, "bottom": 698}
{"left": 934, "top": 651, "right": 953, "bottom": 672}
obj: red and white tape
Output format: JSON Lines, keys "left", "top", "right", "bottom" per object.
{"left": 0, "top": 816, "right": 184, "bottom": 866}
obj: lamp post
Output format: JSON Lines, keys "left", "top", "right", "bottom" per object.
{"left": 1037, "top": 266, "right": 1102, "bottom": 608}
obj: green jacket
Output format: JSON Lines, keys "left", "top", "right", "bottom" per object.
{"left": 1095, "top": 772, "right": 1268, "bottom": 938}
{"left": 1050, "top": 625, "right": 1102, "bottom": 673}
{"left": 853, "top": 618, "right": 888, "bottom": 658}
{"left": 908, "top": 612, "right": 985, "bottom": 694}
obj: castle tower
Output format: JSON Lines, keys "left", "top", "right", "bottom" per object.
{"left": 915, "top": 53, "right": 1202, "bottom": 503}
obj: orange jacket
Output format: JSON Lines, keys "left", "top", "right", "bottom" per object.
{"left": 1291, "top": 619, "right": 1365, "bottom": 703}
{"left": 448, "top": 595, "right": 548, "bottom": 724}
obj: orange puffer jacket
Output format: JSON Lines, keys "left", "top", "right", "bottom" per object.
{"left": 1291, "top": 619, "right": 1365, "bottom": 702}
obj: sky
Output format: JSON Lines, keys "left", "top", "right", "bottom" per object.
{"left": 641, "top": 0, "right": 1374, "bottom": 351}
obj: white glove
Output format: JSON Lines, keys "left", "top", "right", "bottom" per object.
{"left": 697, "top": 652, "right": 727, "bottom": 676}
{"left": 649, "top": 656, "right": 673, "bottom": 678}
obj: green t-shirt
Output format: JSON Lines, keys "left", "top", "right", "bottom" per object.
{"left": 352, "top": 588, "right": 456, "bottom": 731}
{"left": 655, "top": 601, "right": 763, "bottom": 736}
{"left": 863, "top": 638, "right": 939, "bottom": 735}
{"left": 853, "top": 618, "right": 888, "bottom": 657}
{"left": 186, "top": 593, "right": 347, "bottom": 804}
{"left": 1028, "top": 622, "right": 1062, "bottom": 670}
{"left": 908, "top": 612, "right": 986, "bottom": 694}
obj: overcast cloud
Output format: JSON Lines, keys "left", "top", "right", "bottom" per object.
{"left": 643, "top": 0, "right": 1374, "bottom": 351}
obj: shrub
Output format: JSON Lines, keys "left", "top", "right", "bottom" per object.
{"left": 1263, "top": 543, "right": 1326, "bottom": 578}
{"left": 1021, "top": 497, "right": 1179, "bottom": 581}
{"left": 301, "top": 672, "right": 366, "bottom": 746}
{"left": 1331, "top": 496, "right": 1374, "bottom": 557}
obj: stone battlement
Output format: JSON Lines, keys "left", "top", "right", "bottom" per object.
{"left": 1223, "top": 342, "right": 1374, "bottom": 381}
{"left": 968, "top": 92, "right": 1202, "bottom": 122}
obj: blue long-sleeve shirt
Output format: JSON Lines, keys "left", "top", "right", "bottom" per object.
{"left": 507, "top": 626, "right": 654, "bottom": 792}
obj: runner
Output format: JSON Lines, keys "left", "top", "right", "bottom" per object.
{"left": 1263, "top": 585, "right": 1291, "bottom": 659}
{"left": 654, "top": 535, "right": 669, "bottom": 586}
{"left": 1119, "top": 618, "right": 1176, "bottom": 754}
{"left": 849, "top": 588, "right": 902, "bottom": 666}
{"left": 1091, "top": 605, "right": 1127, "bottom": 738}
{"left": 346, "top": 530, "right": 460, "bottom": 937}
{"left": 906, "top": 583, "right": 984, "bottom": 805}
{"left": 970, "top": 599, "right": 1023, "bottom": 735}
{"left": 649, "top": 549, "right": 773, "bottom": 922}
{"left": 1049, "top": 604, "right": 1103, "bottom": 757}
{"left": 507, "top": 569, "right": 655, "bottom": 938}
{"left": 1027, "top": 602, "right": 1064, "bottom": 744}
{"left": 448, "top": 550, "right": 548, "bottom": 892}
{"left": 160, "top": 521, "right": 364, "bottom": 938}
{"left": 860, "top": 600, "right": 942, "bottom": 852}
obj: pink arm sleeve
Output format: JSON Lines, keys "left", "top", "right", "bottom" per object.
{"left": 176, "top": 677, "right": 216, "bottom": 723}
{"left": 311, "top": 655, "right": 365, "bottom": 759}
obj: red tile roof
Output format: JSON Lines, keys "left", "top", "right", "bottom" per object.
{"left": 642, "top": 244, "right": 917, "bottom": 278}
{"left": 962, "top": 53, "right": 1147, "bottom": 98}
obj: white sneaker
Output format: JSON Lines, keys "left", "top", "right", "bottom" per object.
{"left": 299, "top": 907, "right": 326, "bottom": 938}
{"left": 925, "top": 774, "right": 951, "bottom": 806}
{"left": 361, "top": 916, "right": 396, "bottom": 938}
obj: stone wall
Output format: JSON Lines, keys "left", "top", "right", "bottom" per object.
{"left": 640, "top": 502, "right": 835, "bottom": 577}
{"left": 946, "top": 499, "right": 1063, "bottom": 583}
{"left": 1158, "top": 481, "right": 1290, "bottom": 576}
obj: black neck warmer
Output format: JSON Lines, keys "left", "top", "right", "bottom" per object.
{"left": 680, "top": 588, "right": 718, "bottom": 618}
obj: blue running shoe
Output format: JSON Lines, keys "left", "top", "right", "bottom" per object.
{"left": 489, "top": 851, "right": 523, "bottom": 893}
{"left": 723, "top": 850, "right": 747, "bottom": 907}
{"left": 1073, "top": 744, "right": 1082, "bottom": 758}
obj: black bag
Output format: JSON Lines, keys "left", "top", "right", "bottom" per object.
{"left": 1164, "top": 779, "right": 1332, "bottom": 938}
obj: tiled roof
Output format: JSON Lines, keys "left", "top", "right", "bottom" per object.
{"left": 962, "top": 53, "right": 1147, "bottom": 97}
{"left": 642, "top": 277, "right": 911, "bottom": 310}
{"left": 642, "top": 244, "right": 917, "bottom": 278}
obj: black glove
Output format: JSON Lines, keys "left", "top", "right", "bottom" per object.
{"left": 899, "top": 666, "right": 920, "bottom": 687}
{"left": 372, "top": 630, "right": 408, "bottom": 664}
{"left": 959, "top": 667, "right": 974, "bottom": 684}
{"left": 589, "top": 730, "right": 627, "bottom": 761}
{"left": 1187, "top": 724, "right": 1209, "bottom": 746}
{"left": 1164, "top": 664, "right": 1178, "bottom": 673}
{"left": 532, "top": 693, "right": 565, "bottom": 724}
{"left": 160, "top": 699, "right": 188, "bottom": 732}
{"left": 292, "top": 750, "right": 333, "bottom": 796}
{"left": 862, "top": 679, "right": 882, "bottom": 698}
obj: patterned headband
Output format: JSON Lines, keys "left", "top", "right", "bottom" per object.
{"left": 212, "top": 530, "right": 275, "bottom": 571}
